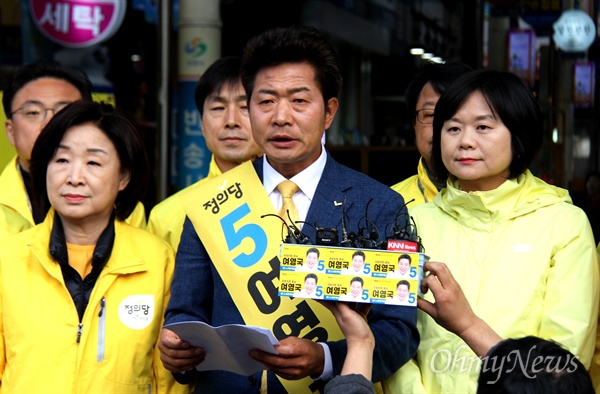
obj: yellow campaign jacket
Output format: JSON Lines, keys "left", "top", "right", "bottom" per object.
{"left": 594, "top": 242, "right": 600, "bottom": 394}
{"left": 391, "top": 157, "right": 439, "bottom": 207}
{"left": 0, "top": 204, "right": 31, "bottom": 242}
{"left": 0, "top": 155, "right": 147, "bottom": 229}
{"left": 0, "top": 209, "right": 190, "bottom": 394}
{"left": 384, "top": 170, "right": 600, "bottom": 394}
{"left": 147, "top": 155, "right": 222, "bottom": 251}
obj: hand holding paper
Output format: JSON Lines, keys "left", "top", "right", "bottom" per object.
{"left": 158, "top": 328, "right": 206, "bottom": 372}
{"left": 164, "top": 321, "right": 280, "bottom": 376}
{"left": 249, "top": 336, "right": 325, "bottom": 380}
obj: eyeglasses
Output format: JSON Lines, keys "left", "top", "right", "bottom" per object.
{"left": 415, "top": 108, "right": 435, "bottom": 124}
{"left": 10, "top": 102, "right": 71, "bottom": 124}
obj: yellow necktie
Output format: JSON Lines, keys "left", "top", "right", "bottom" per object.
{"left": 277, "top": 180, "right": 299, "bottom": 227}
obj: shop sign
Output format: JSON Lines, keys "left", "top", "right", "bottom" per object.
{"left": 553, "top": 9, "right": 596, "bottom": 52}
{"left": 29, "top": 0, "right": 126, "bottom": 48}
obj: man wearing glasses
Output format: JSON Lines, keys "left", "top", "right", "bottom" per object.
{"left": 1, "top": 61, "right": 148, "bottom": 228}
{"left": 391, "top": 62, "right": 471, "bottom": 206}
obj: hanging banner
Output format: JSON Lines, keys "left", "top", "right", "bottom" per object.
{"left": 573, "top": 61, "right": 595, "bottom": 107}
{"left": 507, "top": 29, "right": 536, "bottom": 86}
{"left": 29, "top": 0, "right": 126, "bottom": 48}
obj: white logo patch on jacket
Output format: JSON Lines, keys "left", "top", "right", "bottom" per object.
{"left": 118, "top": 295, "right": 155, "bottom": 329}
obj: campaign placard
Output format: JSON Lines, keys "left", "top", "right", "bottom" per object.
{"left": 279, "top": 244, "right": 428, "bottom": 306}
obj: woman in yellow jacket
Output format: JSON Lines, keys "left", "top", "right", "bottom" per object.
{"left": 0, "top": 102, "right": 189, "bottom": 393}
{"left": 384, "top": 70, "right": 599, "bottom": 393}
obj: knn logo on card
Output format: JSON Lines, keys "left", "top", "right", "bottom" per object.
{"left": 387, "top": 240, "right": 419, "bottom": 253}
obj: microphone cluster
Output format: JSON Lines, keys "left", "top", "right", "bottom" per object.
{"left": 262, "top": 197, "right": 424, "bottom": 253}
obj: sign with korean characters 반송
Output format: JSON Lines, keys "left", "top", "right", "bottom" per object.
{"left": 29, "top": 0, "right": 126, "bottom": 48}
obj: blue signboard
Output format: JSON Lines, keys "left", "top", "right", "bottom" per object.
{"left": 176, "top": 80, "right": 209, "bottom": 189}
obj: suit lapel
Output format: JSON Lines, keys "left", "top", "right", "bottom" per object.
{"left": 253, "top": 157, "right": 264, "bottom": 181}
{"left": 305, "top": 155, "right": 353, "bottom": 236}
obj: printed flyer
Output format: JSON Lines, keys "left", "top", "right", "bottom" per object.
{"left": 279, "top": 244, "right": 428, "bottom": 306}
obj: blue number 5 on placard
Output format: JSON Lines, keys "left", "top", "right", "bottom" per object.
{"left": 220, "top": 203, "right": 268, "bottom": 268}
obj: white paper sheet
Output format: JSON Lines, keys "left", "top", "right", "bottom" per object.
{"left": 164, "top": 321, "right": 280, "bottom": 376}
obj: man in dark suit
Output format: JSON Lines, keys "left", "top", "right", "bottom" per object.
{"left": 159, "top": 26, "right": 418, "bottom": 393}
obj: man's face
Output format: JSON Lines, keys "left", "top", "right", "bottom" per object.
{"left": 306, "top": 252, "right": 319, "bottom": 268}
{"left": 350, "top": 281, "right": 362, "bottom": 298}
{"left": 414, "top": 82, "right": 440, "bottom": 167}
{"left": 304, "top": 278, "right": 317, "bottom": 295}
{"left": 202, "top": 82, "right": 262, "bottom": 173}
{"left": 398, "top": 258, "right": 411, "bottom": 275}
{"left": 352, "top": 255, "right": 364, "bottom": 272}
{"left": 5, "top": 78, "right": 82, "bottom": 172}
{"left": 249, "top": 62, "right": 338, "bottom": 178}
{"left": 396, "top": 284, "right": 409, "bottom": 301}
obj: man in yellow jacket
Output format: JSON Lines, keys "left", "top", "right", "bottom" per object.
{"left": 1, "top": 61, "right": 146, "bottom": 229}
{"left": 147, "top": 56, "right": 261, "bottom": 251}
{"left": 391, "top": 62, "right": 471, "bottom": 206}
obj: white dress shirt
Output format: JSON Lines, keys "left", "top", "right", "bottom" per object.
{"left": 263, "top": 148, "right": 327, "bottom": 230}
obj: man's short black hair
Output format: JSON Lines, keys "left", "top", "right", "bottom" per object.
{"left": 405, "top": 62, "right": 472, "bottom": 124}
{"left": 240, "top": 25, "right": 342, "bottom": 105}
{"left": 194, "top": 56, "right": 244, "bottom": 117}
{"left": 3, "top": 60, "right": 93, "bottom": 118}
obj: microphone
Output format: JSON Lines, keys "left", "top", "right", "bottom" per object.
{"left": 284, "top": 210, "right": 312, "bottom": 244}
{"left": 366, "top": 218, "right": 381, "bottom": 249}
{"left": 408, "top": 215, "right": 420, "bottom": 243}
{"left": 340, "top": 197, "right": 353, "bottom": 248}
{"left": 261, "top": 213, "right": 300, "bottom": 243}
{"left": 388, "top": 198, "right": 415, "bottom": 241}
{"left": 359, "top": 198, "right": 381, "bottom": 249}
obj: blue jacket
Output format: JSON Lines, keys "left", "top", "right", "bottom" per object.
{"left": 165, "top": 154, "right": 419, "bottom": 393}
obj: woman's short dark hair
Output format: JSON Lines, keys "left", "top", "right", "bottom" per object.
{"left": 29, "top": 101, "right": 149, "bottom": 221}
{"left": 431, "top": 70, "right": 543, "bottom": 181}
{"left": 240, "top": 25, "right": 342, "bottom": 104}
